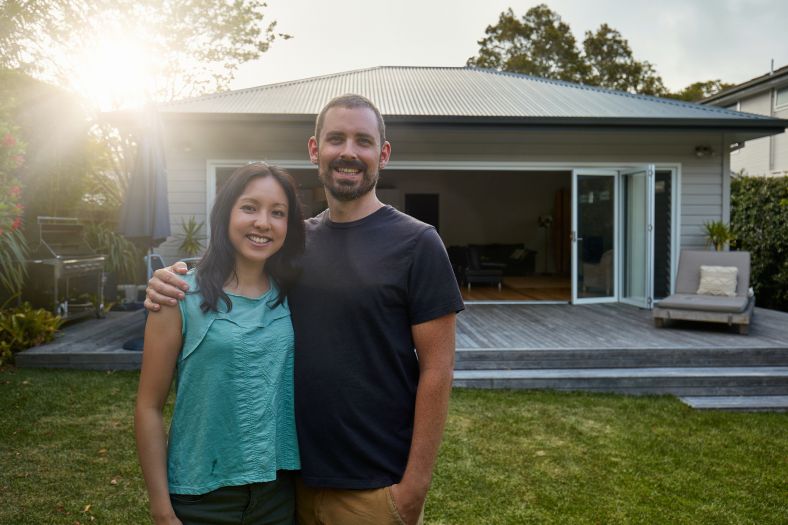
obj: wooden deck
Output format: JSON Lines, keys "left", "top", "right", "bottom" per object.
{"left": 16, "top": 303, "right": 788, "bottom": 408}
{"left": 17, "top": 304, "right": 788, "bottom": 364}
{"left": 456, "top": 303, "right": 788, "bottom": 350}
{"left": 16, "top": 310, "right": 146, "bottom": 370}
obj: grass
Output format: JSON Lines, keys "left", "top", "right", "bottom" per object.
{"left": 0, "top": 368, "right": 786, "bottom": 524}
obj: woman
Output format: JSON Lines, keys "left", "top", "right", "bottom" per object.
{"left": 135, "top": 162, "right": 305, "bottom": 525}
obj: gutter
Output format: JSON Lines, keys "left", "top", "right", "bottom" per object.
{"left": 157, "top": 111, "right": 788, "bottom": 135}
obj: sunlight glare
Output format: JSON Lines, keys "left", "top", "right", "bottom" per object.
{"left": 71, "top": 34, "right": 157, "bottom": 111}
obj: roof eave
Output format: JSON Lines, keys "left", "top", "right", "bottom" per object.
{"left": 702, "top": 71, "right": 788, "bottom": 105}
{"left": 386, "top": 115, "right": 788, "bottom": 129}
{"left": 157, "top": 111, "right": 787, "bottom": 136}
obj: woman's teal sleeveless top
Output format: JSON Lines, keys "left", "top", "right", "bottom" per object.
{"left": 167, "top": 271, "right": 300, "bottom": 494}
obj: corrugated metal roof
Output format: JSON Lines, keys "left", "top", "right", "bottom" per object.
{"left": 159, "top": 66, "right": 775, "bottom": 122}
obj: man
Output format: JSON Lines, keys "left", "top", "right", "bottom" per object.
{"left": 145, "top": 94, "right": 464, "bottom": 524}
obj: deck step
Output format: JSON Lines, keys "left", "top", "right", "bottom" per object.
{"left": 15, "top": 350, "right": 142, "bottom": 371}
{"left": 680, "top": 395, "right": 788, "bottom": 411}
{"left": 453, "top": 366, "right": 788, "bottom": 396}
{"left": 455, "top": 347, "right": 788, "bottom": 370}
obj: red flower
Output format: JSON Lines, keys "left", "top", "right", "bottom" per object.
{"left": 2, "top": 133, "right": 16, "bottom": 147}
{"left": 9, "top": 185, "right": 21, "bottom": 198}
{"left": 11, "top": 217, "right": 22, "bottom": 231}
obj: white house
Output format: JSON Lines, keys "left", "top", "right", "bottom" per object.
{"left": 154, "top": 66, "right": 788, "bottom": 307}
{"left": 703, "top": 63, "right": 788, "bottom": 177}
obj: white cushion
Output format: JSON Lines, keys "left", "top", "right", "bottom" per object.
{"left": 697, "top": 265, "right": 738, "bottom": 297}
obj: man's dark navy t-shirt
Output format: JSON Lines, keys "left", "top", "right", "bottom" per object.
{"left": 289, "top": 205, "right": 464, "bottom": 489}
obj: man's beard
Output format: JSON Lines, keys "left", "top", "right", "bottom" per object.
{"left": 318, "top": 158, "right": 379, "bottom": 202}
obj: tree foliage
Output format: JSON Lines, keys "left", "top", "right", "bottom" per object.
{"left": 467, "top": 4, "right": 667, "bottom": 95}
{"left": 467, "top": 6, "right": 586, "bottom": 83}
{"left": 731, "top": 175, "right": 788, "bottom": 311}
{"left": 664, "top": 80, "right": 735, "bottom": 102}
{"left": 0, "top": 85, "right": 29, "bottom": 296}
{"left": 0, "top": 1, "right": 289, "bottom": 245}
{"left": 0, "top": 70, "right": 113, "bottom": 224}
{"left": 0, "top": 0, "right": 288, "bottom": 101}
{"left": 582, "top": 24, "right": 665, "bottom": 96}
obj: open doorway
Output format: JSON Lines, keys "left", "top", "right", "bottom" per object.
{"left": 380, "top": 169, "right": 573, "bottom": 302}
{"left": 213, "top": 163, "right": 674, "bottom": 306}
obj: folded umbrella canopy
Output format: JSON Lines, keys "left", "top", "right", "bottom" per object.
{"left": 118, "top": 108, "right": 171, "bottom": 279}
{"left": 117, "top": 109, "right": 170, "bottom": 351}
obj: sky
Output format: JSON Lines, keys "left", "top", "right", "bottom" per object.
{"left": 230, "top": 0, "right": 788, "bottom": 93}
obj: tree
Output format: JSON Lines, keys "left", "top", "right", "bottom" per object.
{"left": 467, "top": 6, "right": 587, "bottom": 83}
{"left": 665, "top": 80, "right": 735, "bottom": 102}
{"left": 467, "top": 5, "right": 665, "bottom": 95}
{"left": 1, "top": 0, "right": 290, "bottom": 227}
{"left": 0, "top": 0, "right": 289, "bottom": 101}
{"left": 0, "top": 1, "right": 84, "bottom": 75}
{"left": 582, "top": 24, "right": 666, "bottom": 96}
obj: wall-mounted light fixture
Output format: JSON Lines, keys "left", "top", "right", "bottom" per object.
{"left": 694, "top": 145, "right": 713, "bottom": 158}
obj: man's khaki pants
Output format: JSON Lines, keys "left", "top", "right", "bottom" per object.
{"left": 295, "top": 477, "right": 424, "bottom": 525}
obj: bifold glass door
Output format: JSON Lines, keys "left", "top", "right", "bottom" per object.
{"left": 572, "top": 166, "right": 657, "bottom": 307}
{"left": 620, "top": 166, "right": 655, "bottom": 308}
{"left": 571, "top": 170, "right": 617, "bottom": 303}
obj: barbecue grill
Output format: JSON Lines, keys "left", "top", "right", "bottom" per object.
{"left": 26, "top": 216, "right": 106, "bottom": 321}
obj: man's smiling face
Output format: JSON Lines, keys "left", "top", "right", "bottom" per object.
{"left": 308, "top": 106, "right": 391, "bottom": 202}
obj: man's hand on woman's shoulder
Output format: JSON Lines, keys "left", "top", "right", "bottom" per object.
{"left": 144, "top": 261, "right": 190, "bottom": 311}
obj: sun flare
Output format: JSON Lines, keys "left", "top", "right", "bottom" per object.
{"left": 70, "top": 34, "right": 157, "bottom": 111}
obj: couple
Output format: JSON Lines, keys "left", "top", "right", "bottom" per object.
{"left": 135, "top": 94, "right": 465, "bottom": 525}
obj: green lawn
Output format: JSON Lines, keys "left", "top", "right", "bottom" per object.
{"left": 1, "top": 368, "right": 786, "bottom": 524}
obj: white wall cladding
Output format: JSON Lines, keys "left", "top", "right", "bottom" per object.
{"left": 773, "top": 104, "right": 788, "bottom": 173}
{"left": 729, "top": 92, "right": 788, "bottom": 176}
{"left": 158, "top": 119, "right": 725, "bottom": 261}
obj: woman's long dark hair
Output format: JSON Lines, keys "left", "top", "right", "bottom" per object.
{"left": 196, "top": 162, "right": 305, "bottom": 312}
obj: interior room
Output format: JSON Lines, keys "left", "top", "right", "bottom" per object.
{"left": 218, "top": 166, "right": 675, "bottom": 304}
{"left": 292, "top": 169, "right": 573, "bottom": 302}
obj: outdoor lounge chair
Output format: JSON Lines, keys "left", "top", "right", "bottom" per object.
{"left": 653, "top": 250, "right": 754, "bottom": 334}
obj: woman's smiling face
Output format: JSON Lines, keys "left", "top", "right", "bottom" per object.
{"left": 228, "top": 175, "right": 289, "bottom": 268}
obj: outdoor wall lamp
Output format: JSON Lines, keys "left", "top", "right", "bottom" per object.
{"left": 694, "top": 145, "right": 713, "bottom": 158}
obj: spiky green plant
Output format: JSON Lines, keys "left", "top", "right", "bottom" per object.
{"left": 175, "top": 216, "right": 205, "bottom": 257}
{"left": 703, "top": 220, "right": 736, "bottom": 251}
{"left": 83, "top": 223, "right": 140, "bottom": 282}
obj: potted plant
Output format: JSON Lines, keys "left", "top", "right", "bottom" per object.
{"left": 175, "top": 216, "right": 205, "bottom": 258}
{"left": 703, "top": 220, "right": 736, "bottom": 251}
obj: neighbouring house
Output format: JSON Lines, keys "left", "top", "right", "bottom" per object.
{"left": 702, "top": 63, "right": 788, "bottom": 177}
{"left": 153, "top": 66, "right": 788, "bottom": 306}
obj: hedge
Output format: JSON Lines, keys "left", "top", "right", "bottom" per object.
{"left": 730, "top": 175, "right": 788, "bottom": 312}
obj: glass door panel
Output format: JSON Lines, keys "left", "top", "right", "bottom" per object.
{"left": 620, "top": 166, "right": 654, "bottom": 308}
{"left": 653, "top": 170, "right": 674, "bottom": 299}
{"left": 572, "top": 171, "right": 617, "bottom": 303}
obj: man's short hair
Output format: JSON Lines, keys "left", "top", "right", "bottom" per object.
{"left": 315, "top": 94, "right": 386, "bottom": 146}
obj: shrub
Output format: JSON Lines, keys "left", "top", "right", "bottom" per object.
{"left": 0, "top": 302, "right": 63, "bottom": 365}
{"left": 730, "top": 175, "right": 788, "bottom": 311}
{"left": 83, "top": 222, "right": 141, "bottom": 282}
{"left": 0, "top": 97, "right": 29, "bottom": 295}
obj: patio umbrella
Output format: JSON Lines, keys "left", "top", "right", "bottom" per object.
{"left": 117, "top": 108, "right": 171, "bottom": 281}
{"left": 117, "top": 109, "right": 170, "bottom": 351}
